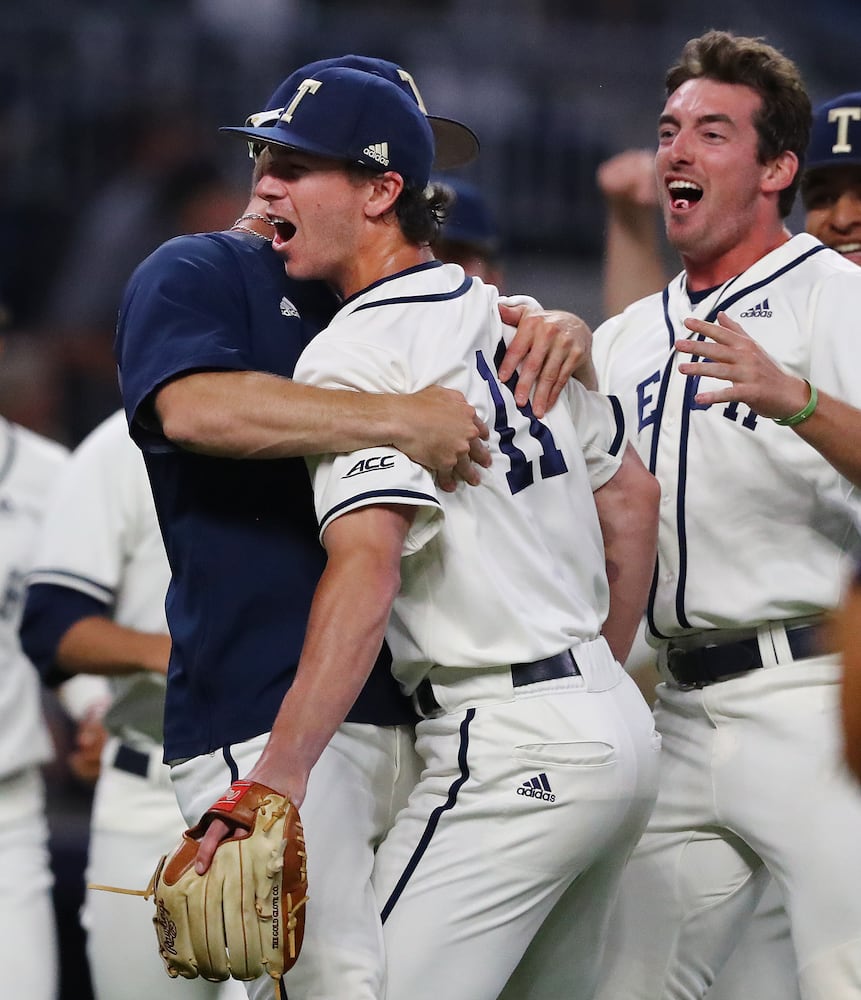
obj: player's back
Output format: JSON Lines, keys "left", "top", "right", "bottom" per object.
{"left": 115, "top": 230, "right": 412, "bottom": 760}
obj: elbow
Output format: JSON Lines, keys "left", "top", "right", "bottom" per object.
{"left": 632, "top": 466, "right": 661, "bottom": 546}
{"left": 156, "top": 378, "right": 233, "bottom": 452}
{"left": 641, "top": 468, "right": 662, "bottom": 524}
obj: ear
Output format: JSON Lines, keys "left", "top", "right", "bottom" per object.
{"left": 364, "top": 171, "right": 405, "bottom": 219}
{"left": 762, "top": 150, "right": 798, "bottom": 196}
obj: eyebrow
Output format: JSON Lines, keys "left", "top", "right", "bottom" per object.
{"left": 659, "top": 112, "right": 735, "bottom": 128}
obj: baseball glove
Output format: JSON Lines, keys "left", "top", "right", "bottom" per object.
{"left": 149, "top": 779, "right": 308, "bottom": 985}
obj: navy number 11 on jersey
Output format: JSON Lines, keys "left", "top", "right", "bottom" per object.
{"left": 476, "top": 342, "right": 568, "bottom": 496}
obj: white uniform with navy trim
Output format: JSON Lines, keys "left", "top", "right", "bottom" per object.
{"left": 26, "top": 411, "right": 245, "bottom": 1000}
{"left": 0, "top": 418, "right": 67, "bottom": 1000}
{"left": 591, "top": 233, "right": 861, "bottom": 1000}
{"left": 294, "top": 261, "right": 660, "bottom": 1000}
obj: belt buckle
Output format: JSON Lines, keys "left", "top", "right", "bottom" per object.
{"left": 413, "top": 678, "right": 444, "bottom": 720}
{"left": 665, "top": 646, "right": 703, "bottom": 690}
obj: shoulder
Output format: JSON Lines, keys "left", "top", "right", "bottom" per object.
{"left": 133, "top": 231, "right": 240, "bottom": 272}
{"left": 594, "top": 289, "right": 664, "bottom": 350}
{"left": 3, "top": 420, "right": 68, "bottom": 473}
{"left": 125, "top": 231, "right": 279, "bottom": 296}
{"left": 69, "top": 410, "right": 139, "bottom": 467}
{"left": 0, "top": 420, "right": 68, "bottom": 505}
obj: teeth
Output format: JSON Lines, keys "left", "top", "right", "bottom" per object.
{"left": 835, "top": 243, "right": 861, "bottom": 254}
{"left": 668, "top": 180, "right": 702, "bottom": 193}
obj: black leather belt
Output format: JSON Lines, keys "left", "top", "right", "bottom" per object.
{"left": 112, "top": 743, "right": 150, "bottom": 778}
{"left": 414, "top": 650, "right": 580, "bottom": 717}
{"left": 666, "top": 623, "right": 825, "bottom": 689}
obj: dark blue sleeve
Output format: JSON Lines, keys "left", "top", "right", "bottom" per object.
{"left": 20, "top": 583, "right": 110, "bottom": 687}
{"left": 114, "top": 234, "right": 253, "bottom": 450}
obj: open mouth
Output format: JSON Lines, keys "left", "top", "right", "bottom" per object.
{"left": 271, "top": 219, "right": 297, "bottom": 243}
{"left": 667, "top": 180, "right": 703, "bottom": 211}
{"left": 834, "top": 241, "right": 861, "bottom": 256}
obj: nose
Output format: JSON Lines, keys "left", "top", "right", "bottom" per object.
{"left": 254, "top": 170, "right": 284, "bottom": 204}
{"left": 827, "top": 189, "right": 861, "bottom": 232}
{"left": 666, "top": 129, "right": 693, "bottom": 165}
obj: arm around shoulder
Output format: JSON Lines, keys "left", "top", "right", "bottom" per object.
{"left": 155, "top": 370, "right": 488, "bottom": 482}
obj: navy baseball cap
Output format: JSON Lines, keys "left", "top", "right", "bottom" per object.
{"left": 232, "top": 54, "right": 478, "bottom": 171}
{"left": 435, "top": 176, "right": 500, "bottom": 253}
{"left": 221, "top": 67, "right": 435, "bottom": 187}
{"left": 806, "top": 92, "right": 861, "bottom": 170}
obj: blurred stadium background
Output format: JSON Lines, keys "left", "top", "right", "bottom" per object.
{"left": 2, "top": 0, "right": 859, "bottom": 444}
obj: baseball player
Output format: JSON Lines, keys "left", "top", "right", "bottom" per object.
{"left": 432, "top": 174, "right": 505, "bottom": 286}
{"left": 801, "top": 90, "right": 861, "bottom": 266}
{"left": 114, "top": 55, "right": 591, "bottom": 1000}
{"left": 207, "top": 64, "right": 662, "bottom": 1000}
{"left": 589, "top": 86, "right": 861, "bottom": 1000}
{"left": 581, "top": 31, "right": 861, "bottom": 1000}
{"left": 0, "top": 398, "right": 68, "bottom": 999}
{"left": 19, "top": 410, "right": 246, "bottom": 1000}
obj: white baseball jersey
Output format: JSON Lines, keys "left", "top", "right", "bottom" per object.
{"left": 593, "top": 233, "right": 861, "bottom": 640}
{"left": 25, "top": 411, "right": 247, "bottom": 999}
{"left": 294, "top": 261, "right": 625, "bottom": 693}
{"left": 0, "top": 417, "right": 67, "bottom": 1000}
{"left": 27, "top": 409, "right": 170, "bottom": 747}
{"left": 295, "top": 260, "right": 660, "bottom": 1000}
{"left": 590, "top": 232, "right": 861, "bottom": 1000}
{"left": 0, "top": 417, "right": 68, "bottom": 778}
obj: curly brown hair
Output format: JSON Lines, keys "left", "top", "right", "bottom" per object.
{"left": 346, "top": 164, "right": 453, "bottom": 246}
{"left": 665, "top": 30, "right": 812, "bottom": 217}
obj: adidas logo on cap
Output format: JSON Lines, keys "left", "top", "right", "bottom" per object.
{"left": 363, "top": 141, "right": 389, "bottom": 166}
{"left": 516, "top": 772, "right": 555, "bottom": 802}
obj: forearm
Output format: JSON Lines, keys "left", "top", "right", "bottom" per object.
{"left": 602, "top": 206, "right": 667, "bottom": 318}
{"left": 791, "top": 389, "right": 861, "bottom": 490}
{"left": 594, "top": 447, "right": 660, "bottom": 664}
{"left": 56, "top": 617, "right": 171, "bottom": 676}
{"left": 156, "top": 371, "right": 401, "bottom": 460}
{"left": 248, "top": 507, "right": 409, "bottom": 803}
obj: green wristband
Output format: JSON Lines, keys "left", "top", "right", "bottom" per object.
{"left": 773, "top": 380, "right": 818, "bottom": 426}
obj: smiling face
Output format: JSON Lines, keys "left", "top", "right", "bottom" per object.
{"left": 656, "top": 77, "right": 796, "bottom": 288}
{"left": 803, "top": 165, "right": 861, "bottom": 267}
{"left": 254, "top": 147, "right": 372, "bottom": 294}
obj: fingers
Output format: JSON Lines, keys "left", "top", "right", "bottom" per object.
{"left": 468, "top": 434, "right": 491, "bottom": 469}
{"left": 473, "top": 413, "right": 490, "bottom": 444}
{"left": 514, "top": 345, "right": 561, "bottom": 410}
{"left": 496, "top": 305, "right": 530, "bottom": 382}
{"left": 195, "top": 819, "right": 231, "bottom": 874}
{"left": 530, "top": 360, "right": 573, "bottom": 418}
{"left": 436, "top": 469, "right": 457, "bottom": 493}
{"left": 682, "top": 311, "right": 748, "bottom": 342}
{"left": 436, "top": 420, "right": 491, "bottom": 493}
{"left": 497, "top": 307, "right": 591, "bottom": 414}
{"left": 455, "top": 451, "right": 482, "bottom": 487}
